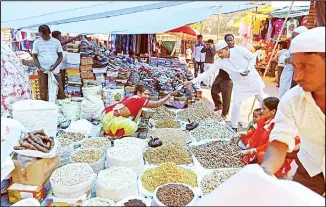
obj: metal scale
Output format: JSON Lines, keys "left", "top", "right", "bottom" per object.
{"left": 137, "top": 108, "right": 155, "bottom": 139}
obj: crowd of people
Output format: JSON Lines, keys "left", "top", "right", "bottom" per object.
{"left": 182, "top": 26, "right": 325, "bottom": 196}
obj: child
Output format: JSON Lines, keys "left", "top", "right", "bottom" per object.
{"left": 247, "top": 108, "right": 262, "bottom": 130}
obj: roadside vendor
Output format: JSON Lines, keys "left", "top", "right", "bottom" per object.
{"left": 101, "top": 84, "right": 175, "bottom": 138}
{"left": 126, "top": 51, "right": 137, "bottom": 64}
{"left": 261, "top": 27, "right": 325, "bottom": 195}
{"left": 232, "top": 97, "right": 300, "bottom": 178}
{"left": 184, "top": 40, "right": 266, "bottom": 132}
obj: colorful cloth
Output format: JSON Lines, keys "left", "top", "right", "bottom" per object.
{"left": 1, "top": 42, "right": 33, "bottom": 116}
{"left": 273, "top": 19, "right": 285, "bottom": 36}
{"left": 286, "top": 19, "right": 299, "bottom": 38}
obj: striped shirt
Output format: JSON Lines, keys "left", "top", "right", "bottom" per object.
{"left": 32, "top": 37, "right": 63, "bottom": 71}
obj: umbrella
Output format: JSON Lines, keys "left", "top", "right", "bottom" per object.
{"left": 165, "top": 25, "right": 199, "bottom": 40}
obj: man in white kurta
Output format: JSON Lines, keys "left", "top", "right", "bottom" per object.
{"left": 261, "top": 27, "right": 325, "bottom": 195}
{"left": 278, "top": 26, "right": 308, "bottom": 99}
{"left": 185, "top": 41, "right": 266, "bottom": 131}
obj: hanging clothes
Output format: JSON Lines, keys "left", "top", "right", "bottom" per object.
{"left": 125, "top": 35, "right": 130, "bottom": 55}
{"left": 253, "top": 20, "right": 261, "bottom": 36}
{"left": 260, "top": 19, "right": 269, "bottom": 40}
{"left": 136, "top": 35, "right": 141, "bottom": 54}
{"left": 286, "top": 18, "right": 299, "bottom": 38}
{"left": 315, "top": 0, "right": 325, "bottom": 27}
{"left": 265, "top": 18, "right": 273, "bottom": 43}
{"left": 301, "top": 16, "right": 308, "bottom": 26}
{"left": 132, "top": 35, "right": 136, "bottom": 53}
{"left": 273, "top": 18, "right": 285, "bottom": 37}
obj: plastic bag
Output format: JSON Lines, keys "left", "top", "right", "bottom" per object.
{"left": 12, "top": 198, "right": 40, "bottom": 206}
{"left": 48, "top": 72, "right": 58, "bottom": 104}
{"left": 194, "top": 164, "right": 325, "bottom": 206}
{"left": 16, "top": 154, "right": 38, "bottom": 169}
{"left": 66, "top": 119, "right": 93, "bottom": 136}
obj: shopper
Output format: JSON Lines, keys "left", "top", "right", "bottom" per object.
{"left": 201, "top": 39, "right": 216, "bottom": 86}
{"left": 126, "top": 51, "right": 137, "bottom": 64}
{"left": 273, "top": 42, "right": 288, "bottom": 87}
{"left": 210, "top": 34, "right": 233, "bottom": 118}
{"left": 185, "top": 44, "right": 192, "bottom": 64}
{"left": 184, "top": 40, "right": 266, "bottom": 132}
{"left": 32, "top": 25, "right": 63, "bottom": 101}
{"left": 278, "top": 26, "right": 308, "bottom": 99}
{"left": 51, "top": 31, "right": 82, "bottom": 50}
{"left": 193, "top": 35, "right": 206, "bottom": 84}
{"left": 261, "top": 27, "right": 325, "bottom": 195}
{"left": 102, "top": 85, "right": 176, "bottom": 138}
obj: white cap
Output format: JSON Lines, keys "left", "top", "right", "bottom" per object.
{"left": 293, "top": 26, "right": 308, "bottom": 34}
{"left": 290, "top": 27, "right": 325, "bottom": 54}
{"left": 215, "top": 40, "right": 228, "bottom": 51}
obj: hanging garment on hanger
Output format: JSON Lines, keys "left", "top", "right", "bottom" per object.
{"left": 273, "top": 18, "right": 285, "bottom": 37}
{"left": 132, "top": 35, "right": 136, "bottom": 52}
{"left": 265, "top": 18, "right": 273, "bottom": 43}
{"left": 253, "top": 20, "right": 261, "bottom": 36}
{"left": 286, "top": 18, "right": 299, "bottom": 38}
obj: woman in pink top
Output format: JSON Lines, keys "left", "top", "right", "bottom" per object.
{"left": 273, "top": 42, "right": 288, "bottom": 87}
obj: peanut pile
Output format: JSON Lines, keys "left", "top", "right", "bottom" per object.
{"left": 59, "top": 132, "right": 85, "bottom": 142}
{"left": 189, "top": 141, "right": 244, "bottom": 169}
{"left": 155, "top": 119, "right": 180, "bottom": 128}
{"left": 82, "top": 137, "right": 110, "bottom": 149}
{"left": 156, "top": 184, "right": 194, "bottom": 206}
{"left": 152, "top": 106, "right": 175, "bottom": 120}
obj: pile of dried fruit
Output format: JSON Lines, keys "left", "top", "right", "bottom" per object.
{"left": 58, "top": 132, "right": 85, "bottom": 142}
{"left": 154, "top": 119, "right": 180, "bottom": 128}
{"left": 14, "top": 129, "right": 55, "bottom": 153}
{"left": 177, "top": 102, "right": 222, "bottom": 122}
{"left": 200, "top": 168, "right": 240, "bottom": 195}
{"left": 147, "top": 128, "right": 190, "bottom": 146}
{"left": 124, "top": 199, "right": 146, "bottom": 207}
{"left": 141, "top": 162, "right": 197, "bottom": 192}
{"left": 189, "top": 141, "right": 244, "bottom": 169}
{"left": 144, "top": 145, "right": 192, "bottom": 165}
{"left": 71, "top": 148, "right": 104, "bottom": 163}
{"left": 156, "top": 184, "right": 194, "bottom": 206}
{"left": 82, "top": 137, "right": 110, "bottom": 149}
{"left": 191, "top": 119, "right": 234, "bottom": 142}
{"left": 152, "top": 106, "right": 175, "bottom": 120}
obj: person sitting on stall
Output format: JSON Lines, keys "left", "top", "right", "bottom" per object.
{"left": 101, "top": 84, "right": 175, "bottom": 138}
{"left": 232, "top": 97, "right": 300, "bottom": 178}
{"left": 126, "top": 51, "right": 137, "bottom": 64}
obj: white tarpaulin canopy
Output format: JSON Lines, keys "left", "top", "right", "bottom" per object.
{"left": 1, "top": 1, "right": 260, "bottom": 34}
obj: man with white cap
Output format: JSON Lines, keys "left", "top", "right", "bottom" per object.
{"left": 184, "top": 41, "right": 266, "bottom": 132}
{"left": 278, "top": 26, "right": 308, "bottom": 99}
{"left": 261, "top": 27, "right": 325, "bottom": 195}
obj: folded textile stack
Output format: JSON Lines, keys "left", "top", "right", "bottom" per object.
{"left": 66, "top": 53, "right": 82, "bottom": 98}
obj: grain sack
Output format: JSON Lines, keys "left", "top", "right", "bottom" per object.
{"left": 70, "top": 148, "right": 105, "bottom": 174}
{"left": 12, "top": 100, "right": 58, "bottom": 137}
{"left": 96, "top": 167, "right": 138, "bottom": 202}
{"left": 50, "top": 163, "right": 96, "bottom": 199}
{"left": 61, "top": 99, "right": 82, "bottom": 121}
{"left": 106, "top": 145, "right": 144, "bottom": 175}
{"left": 102, "top": 89, "right": 124, "bottom": 107}
{"left": 80, "top": 95, "right": 104, "bottom": 121}
{"left": 82, "top": 85, "right": 102, "bottom": 98}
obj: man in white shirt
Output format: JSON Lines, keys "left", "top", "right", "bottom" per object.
{"left": 32, "top": 25, "right": 63, "bottom": 101}
{"left": 184, "top": 41, "right": 266, "bottom": 132}
{"left": 193, "top": 35, "right": 206, "bottom": 85}
{"left": 278, "top": 26, "right": 308, "bottom": 99}
{"left": 261, "top": 27, "right": 325, "bottom": 195}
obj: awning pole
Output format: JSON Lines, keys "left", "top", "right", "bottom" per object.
{"left": 217, "top": 8, "right": 220, "bottom": 42}
{"left": 248, "top": 1, "right": 295, "bottom": 121}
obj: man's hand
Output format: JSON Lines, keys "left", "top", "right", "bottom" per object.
{"left": 284, "top": 58, "right": 291, "bottom": 64}
{"left": 49, "top": 65, "right": 56, "bottom": 72}
{"left": 183, "top": 81, "right": 193, "bottom": 87}
{"left": 241, "top": 148, "right": 257, "bottom": 156}
{"left": 228, "top": 81, "right": 233, "bottom": 88}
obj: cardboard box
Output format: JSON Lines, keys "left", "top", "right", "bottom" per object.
{"left": 66, "top": 68, "right": 80, "bottom": 74}
{"left": 11, "top": 156, "right": 60, "bottom": 186}
{"left": 8, "top": 179, "right": 51, "bottom": 204}
{"left": 80, "top": 64, "right": 93, "bottom": 72}
{"left": 80, "top": 71, "right": 94, "bottom": 79}
{"left": 80, "top": 58, "right": 93, "bottom": 65}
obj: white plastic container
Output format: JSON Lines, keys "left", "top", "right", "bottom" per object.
{"left": 12, "top": 100, "right": 58, "bottom": 137}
